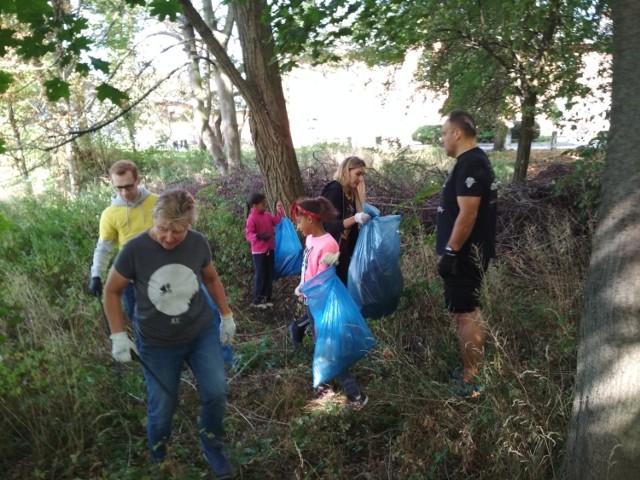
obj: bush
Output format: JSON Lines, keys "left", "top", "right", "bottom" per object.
{"left": 477, "top": 127, "right": 495, "bottom": 143}
{"left": 411, "top": 125, "right": 441, "bottom": 145}
{"left": 511, "top": 121, "right": 541, "bottom": 142}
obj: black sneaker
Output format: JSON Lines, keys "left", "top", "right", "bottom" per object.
{"left": 346, "top": 393, "right": 369, "bottom": 409}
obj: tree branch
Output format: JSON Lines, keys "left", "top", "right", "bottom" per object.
{"left": 178, "top": 0, "right": 251, "bottom": 105}
{"left": 43, "top": 64, "right": 188, "bottom": 151}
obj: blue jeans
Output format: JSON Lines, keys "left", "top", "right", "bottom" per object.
{"left": 122, "top": 281, "right": 136, "bottom": 321}
{"left": 135, "top": 322, "right": 228, "bottom": 462}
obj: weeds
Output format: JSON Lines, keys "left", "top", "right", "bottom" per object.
{"left": 0, "top": 145, "right": 592, "bottom": 479}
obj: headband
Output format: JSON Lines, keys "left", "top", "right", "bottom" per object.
{"left": 290, "top": 201, "right": 322, "bottom": 221}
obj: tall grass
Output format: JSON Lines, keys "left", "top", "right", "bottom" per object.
{"left": 0, "top": 146, "right": 592, "bottom": 479}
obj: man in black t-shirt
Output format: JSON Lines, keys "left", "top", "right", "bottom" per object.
{"left": 435, "top": 110, "right": 497, "bottom": 397}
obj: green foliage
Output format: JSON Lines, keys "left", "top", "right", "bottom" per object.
{"left": 195, "top": 186, "right": 252, "bottom": 303}
{"left": 96, "top": 82, "right": 129, "bottom": 106}
{"left": 148, "top": 0, "right": 182, "bottom": 22}
{"left": 411, "top": 125, "right": 441, "bottom": 145}
{"left": 0, "top": 148, "right": 595, "bottom": 478}
{"left": 511, "top": 121, "right": 541, "bottom": 142}
{"left": 554, "top": 132, "right": 606, "bottom": 217}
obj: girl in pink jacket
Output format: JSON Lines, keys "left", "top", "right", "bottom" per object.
{"left": 245, "top": 193, "right": 285, "bottom": 308}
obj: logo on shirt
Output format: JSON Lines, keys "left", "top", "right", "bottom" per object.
{"left": 148, "top": 264, "right": 198, "bottom": 316}
{"left": 465, "top": 177, "right": 477, "bottom": 188}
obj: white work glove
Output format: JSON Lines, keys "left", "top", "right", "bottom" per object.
{"left": 321, "top": 252, "right": 340, "bottom": 266}
{"left": 110, "top": 332, "right": 138, "bottom": 363}
{"left": 220, "top": 314, "right": 236, "bottom": 344}
{"left": 354, "top": 212, "right": 371, "bottom": 225}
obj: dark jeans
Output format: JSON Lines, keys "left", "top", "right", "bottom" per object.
{"left": 252, "top": 251, "right": 274, "bottom": 304}
{"left": 134, "top": 322, "right": 228, "bottom": 463}
{"left": 122, "top": 281, "right": 136, "bottom": 321}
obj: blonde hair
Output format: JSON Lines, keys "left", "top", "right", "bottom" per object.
{"left": 333, "top": 156, "right": 366, "bottom": 211}
{"left": 152, "top": 189, "right": 197, "bottom": 226}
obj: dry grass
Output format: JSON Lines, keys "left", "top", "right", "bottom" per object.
{"left": 0, "top": 148, "right": 594, "bottom": 479}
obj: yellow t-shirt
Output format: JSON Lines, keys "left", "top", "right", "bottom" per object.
{"left": 99, "top": 193, "right": 158, "bottom": 247}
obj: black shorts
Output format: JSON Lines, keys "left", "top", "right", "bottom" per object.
{"left": 443, "top": 256, "right": 488, "bottom": 313}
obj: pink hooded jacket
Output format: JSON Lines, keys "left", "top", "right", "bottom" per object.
{"left": 245, "top": 208, "right": 283, "bottom": 254}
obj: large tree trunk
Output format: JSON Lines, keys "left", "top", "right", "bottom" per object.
{"left": 179, "top": 0, "right": 304, "bottom": 207}
{"left": 564, "top": 1, "right": 640, "bottom": 477}
{"left": 233, "top": 0, "right": 303, "bottom": 205}
{"left": 512, "top": 91, "right": 537, "bottom": 183}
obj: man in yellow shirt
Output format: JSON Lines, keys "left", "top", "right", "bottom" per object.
{"left": 89, "top": 160, "right": 158, "bottom": 320}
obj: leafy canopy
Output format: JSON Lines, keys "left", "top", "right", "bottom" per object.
{"left": 0, "top": 0, "right": 181, "bottom": 104}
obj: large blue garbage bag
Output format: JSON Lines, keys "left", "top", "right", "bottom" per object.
{"left": 300, "top": 267, "right": 377, "bottom": 387}
{"left": 348, "top": 203, "right": 403, "bottom": 319}
{"left": 201, "top": 284, "right": 234, "bottom": 365}
{"left": 274, "top": 217, "right": 303, "bottom": 279}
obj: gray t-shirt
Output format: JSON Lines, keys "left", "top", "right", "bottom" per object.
{"left": 113, "top": 229, "right": 213, "bottom": 347}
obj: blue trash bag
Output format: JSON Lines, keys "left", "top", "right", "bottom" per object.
{"left": 274, "top": 217, "right": 303, "bottom": 279}
{"left": 300, "top": 266, "right": 377, "bottom": 387}
{"left": 348, "top": 203, "right": 403, "bottom": 319}
{"left": 200, "top": 284, "right": 234, "bottom": 365}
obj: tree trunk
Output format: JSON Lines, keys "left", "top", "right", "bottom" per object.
{"left": 180, "top": 17, "right": 228, "bottom": 174}
{"left": 564, "top": 0, "right": 640, "bottom": 477}
{"left": 179, "top": 0, "right": 304, "bottom": 207}
{"left": 202, "top": 0, "right": 242, "bottom": 168}
{"left": 492, "top": 120, "right": 508, "bottom": 151}
{"left": 512, "top": 91, "right": 537, "bottom": 183}
{"left": 7, "top": 102, "right": 29, "bottom": 180}
{"left": 233, "top": 0, "right": 303, "bottom": 206}
{"left": 214, "top": 66, "right": 242, "bottom": 169}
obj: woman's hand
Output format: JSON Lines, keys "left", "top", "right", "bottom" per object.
{"left": 354, "top": 212, "right": 371, "bottom": 224}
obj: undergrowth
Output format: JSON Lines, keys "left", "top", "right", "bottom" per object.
{"left": 0, "top": 145, "right": 595, "bottom": 479}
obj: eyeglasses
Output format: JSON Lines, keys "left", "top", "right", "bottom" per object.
{"left": 114, "top": 184, "right": 136, "bottom": 192}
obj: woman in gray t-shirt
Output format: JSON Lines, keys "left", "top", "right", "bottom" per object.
{"left": 103, "top": 189, "right": 236, "bottom": 477}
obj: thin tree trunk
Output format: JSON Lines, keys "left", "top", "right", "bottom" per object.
{"left": 202, "top": 0, "right": 242, "bottom": 168}
{"left": 512, "top": 91, "right": 536, "bottom": 183}
{"left": 214, "top": 66, "right": 242, "bottom": 169}
{"left": 492, "top": 120, "right": 508, "bottom": 151}
{"left": 7, "top": 102, "right": 29, "bottom": 180}
{"left": 180, "top": 17, "right": 228, "bottom": 174}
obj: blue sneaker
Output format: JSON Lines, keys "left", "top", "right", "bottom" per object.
{"left": 202, "top": 440, "right": 232, "bottom": 478}
{"left": 450, "top": 368, "right": 484, "bottom": 398}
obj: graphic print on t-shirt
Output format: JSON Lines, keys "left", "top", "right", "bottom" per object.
{"left": 148, "top": 264, "right": 199, "bottom": 316}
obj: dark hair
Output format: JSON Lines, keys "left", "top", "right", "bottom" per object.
{"left": 293, "top": 196, "right": 338, "bottom": 222}
{"left": 447, "top": 110, "right": 477, "bottom": 138}
{"left": 246, "top": 192, "right": 266, "bottom": 217}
